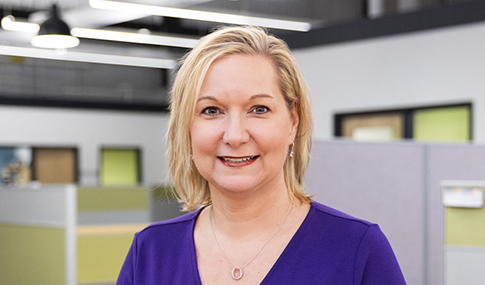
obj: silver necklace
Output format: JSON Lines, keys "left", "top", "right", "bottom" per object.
{"left": 209, "top": 203, "right": 294, "bottom": 281}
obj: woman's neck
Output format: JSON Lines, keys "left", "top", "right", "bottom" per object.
{"left": 208, "top": 181, "right": 293, "bottom": 241}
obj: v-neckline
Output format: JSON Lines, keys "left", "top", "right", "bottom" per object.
{"left": 189, "top": 203, "right": 316, "bottom": 285}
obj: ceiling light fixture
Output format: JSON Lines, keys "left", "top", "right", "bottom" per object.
{"left": 1, "top": 15, "right": 40, "bottom": 33}
{"left": 89, "top": 0, "right": 311, "bottom": 32}
{"left": 31, "top": 4, "right": 80, "bottom": 49}
{"left": 0, "top": 45, "right": 176, "bottom": 69}
{"left": 71, "top": 28, "right": 199, "bottom": 48}
{"left": 1, "top": 16, "right": 197, "bottom": 48}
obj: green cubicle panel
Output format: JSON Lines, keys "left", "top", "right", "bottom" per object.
{"left": 77, "top": 225, "right": 143, "bottom": 284}
{"left": 76, "top": 187, "right": 150, "bottom": 283}
{"left": 0, "top": 224, "right": 65, "bottom": 285}
{"left": 441, "top": 181, "right": 485, "bottom": 285}
{"left": 100, "top": 148, "right": 140, "bottom": 185}
{"left": 443, "top": 183, "right": 485, "bottom": 249}
{"left": 0, "top": 185, "right": 76, "bottom": 285}
{"left": 445, "top": 205, "right": 485, "bottom": 247}
{"left": 78, "top": 187, "right": 148, "bottom": 212}
{"left": 413, "top": 106, "right": 470, "bottom": 142}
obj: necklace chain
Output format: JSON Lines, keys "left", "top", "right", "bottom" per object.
{"left": 209, "top": 203, "right": 294, "bottom": 280}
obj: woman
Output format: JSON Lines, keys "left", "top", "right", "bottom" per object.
{"left": 117, "top": 26, "right": 406, "bottom": 284}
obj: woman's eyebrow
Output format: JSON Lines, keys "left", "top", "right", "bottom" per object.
{"left": 197, "top": 96, "right": 218, "bottom": 102}
{"left": 197, "top": 93, "right": 273, "bottom": 102}
{"left": 250, "top": 94, "right": 273, "bottom": 100}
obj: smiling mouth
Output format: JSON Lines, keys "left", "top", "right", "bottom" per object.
{"left": 219, "top": 156, "right": 259, "bottom": 163}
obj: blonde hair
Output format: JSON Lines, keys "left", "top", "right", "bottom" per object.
{"left": 167, "top": 26, "right": 313, "bottom": 211}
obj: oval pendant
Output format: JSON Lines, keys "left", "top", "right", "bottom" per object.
{"left": 231, "top": 266, "right": 243, "bottom": 280}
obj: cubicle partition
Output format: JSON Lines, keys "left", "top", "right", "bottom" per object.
{"left": 0, "top": 185, "right": 77, "bottom": 285}
{"left": 428, "top": 145, "right": 485, "bottom": 285}
{"left": 306, "top": 140, "right": 485, "bottom": 285}
{"left": 76, "top": 187, "right": 151, "bottom": 284}
{"left": 0, "top": 185, "right": 182, "bottom": 285}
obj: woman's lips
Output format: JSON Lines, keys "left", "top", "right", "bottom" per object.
{"left": 218, "top": 155, "right": 259, "bottom": 166}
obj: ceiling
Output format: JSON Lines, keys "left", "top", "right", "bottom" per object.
{"left": 0, "top": 0, "right": 477, "bottom": 111}
{"left": 0, "top": 0, "right": 364, "bottom": 110}
{"left": 0, "top": 0, "right": 366, "bottom": 57}
{"left": 2, "top": 0, "right": 474, "bottom": 63}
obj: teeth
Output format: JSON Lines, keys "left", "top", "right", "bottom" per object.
{"left": 222, "top": 156, "right": 256, "bottom": 163}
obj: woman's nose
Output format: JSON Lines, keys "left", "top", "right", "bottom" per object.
{"left": 222, "top": 114, "right": 250, "bottom": 147}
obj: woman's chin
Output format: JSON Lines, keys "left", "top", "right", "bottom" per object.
{"left": 210, "top": 179, "right": 261, "bottom": 195}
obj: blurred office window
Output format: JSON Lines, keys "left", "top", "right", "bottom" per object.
{"left": 413, "top": 106, "right": 471, "bottom": 142}
{"left": 100, "top": 148, "right": 140, "bottom": 186}
{"left": 0, "top": 147, "right": 17, "bottom": 185}
{"left": 1, "top": 146, "right": 32, "bottom": 185}
{"left": 340, "top": 112, "right": 403, "bottom": 141}
{"left": 0, "top": 147, "right": 15, "bottom": 172}
{"left": 32, "top": 147, "right": 78, "bottom": 184}
{"left": 335, "top": 103, "right": 471, "bottom": 142}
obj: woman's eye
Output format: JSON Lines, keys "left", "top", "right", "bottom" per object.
{"left": 252, "top": 105, "right": 269, "bottom": 114}
{"left": 201, "top": 106, "right": 221, "bottom": 116}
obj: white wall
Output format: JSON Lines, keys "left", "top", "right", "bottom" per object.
{"left": 293, "top": 21, "right": 485, "bottom": 143}
{"left": 0, "top": 105, "right": 169, "bottom": 186}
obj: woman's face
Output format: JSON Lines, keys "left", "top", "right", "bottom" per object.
{"left": 190, "top": 54, "right": 299, "bottom": 195}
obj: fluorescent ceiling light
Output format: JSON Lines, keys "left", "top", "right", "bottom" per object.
{"left": 0, "top": 45, "right": 176, "bottom": 69}
{"left": 1, "top": 16, "right": 40, "bottom": 33}
{"left": 89, "top": 0, "right": 312, "bottom": 32}
{"left": 2, "top": 16, "right": 80, "bottom": 49}
{"left": 71, "top": 28, "right": 199, "bottom": 48}
{"left": 31, "top": 35, "right": 80, "bottom": 49}
{"left": 2, "top": 16, "right": 198, "bottom": 48}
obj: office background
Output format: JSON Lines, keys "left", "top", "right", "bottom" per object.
{"left": 1, "top": 1, "right": 485, "bottom": 284}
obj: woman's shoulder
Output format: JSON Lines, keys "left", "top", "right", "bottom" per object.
{"left": 308, "top": 201, "right": 380, "bottom": 237}
{"left": 135, "top": 209, "right": 201, "bottom": 241}
{"left": 286, "top": 202, "right": 406, "bottom": 284}
{"left": 310, "top": 201, "right": 375, "bottom": 226}
{"left": 305, "top": 201, "right": 398, "bottom": 263}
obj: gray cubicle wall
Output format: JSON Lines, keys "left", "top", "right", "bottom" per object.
{"left": 306, "top": 140, "right": 485, "bottom": 285}
{"left": 427, "top": 144, "right": 485, "bottom": 285}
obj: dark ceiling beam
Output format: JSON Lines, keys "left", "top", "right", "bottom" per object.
{"left": 0, "top": 94, "right": 169, "bottom": 112}
{"left": 112, "top": 16, "right": 209, "bottom": 37}
{"left": 282, "top": 0, "right": 485, "bottom": 49}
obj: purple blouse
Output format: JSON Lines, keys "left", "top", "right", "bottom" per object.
{"left": 117, "top": 201, "right": 406, "bottom": 284}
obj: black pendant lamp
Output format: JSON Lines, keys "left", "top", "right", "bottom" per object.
{"left": 31, "top": 4, "right": 79, "bottom": 49}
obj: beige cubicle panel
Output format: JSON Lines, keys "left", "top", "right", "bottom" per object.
{"left": 33, "top": 148, "right": 77, "bottom": 184}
